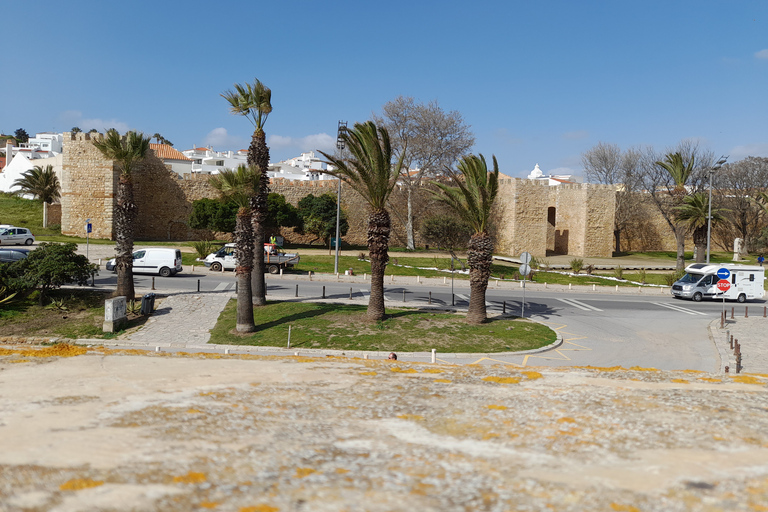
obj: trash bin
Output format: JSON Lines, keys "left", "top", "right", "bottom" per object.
{"left": 140, "top": 293, "right": 156, "bottom": 316}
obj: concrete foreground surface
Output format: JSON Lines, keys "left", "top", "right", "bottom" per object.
{"left": 1, "top": 347, "right": 767, "bottom": 511}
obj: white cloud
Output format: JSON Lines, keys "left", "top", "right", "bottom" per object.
{"left": 55, "top": 110, "right": 129, "bottom": 134}
{"left": 562, "top": 130, "right": 589, "bottom": 140}
{"left": 202, "top": 128, "right": 247, "bottom": 150}
{"left": 728, "top": 143, "right": 768, "bottom": 161}
{"left": 268, "top": 133, "right": 335, "bottom": 154}
{"left": 755, "top": 49, "right": 768, "bottom": 59}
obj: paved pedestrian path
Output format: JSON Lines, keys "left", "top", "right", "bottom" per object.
{"left": 711, "top": 305, "right": 768, "bottom": 374}
{"left": 121, "top": 292, "right": 234, "bottom": 346}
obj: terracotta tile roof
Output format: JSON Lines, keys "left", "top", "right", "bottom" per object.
{"left": 150, "top": 144, "right": 191, "bottom": 161}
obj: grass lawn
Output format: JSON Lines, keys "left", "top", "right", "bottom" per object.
{"left": 0, "top": 289, "right": 150, "bottom": 339}
{"left": 209, "top": 300, "right": 557, "bottom": 353}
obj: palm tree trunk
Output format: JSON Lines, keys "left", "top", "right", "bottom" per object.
{"left": 693, "top": 224, "right": 707, "bottom": 263}
{"left": 249, "top": 130, "right": 270, "bottom": 306}
{"left": 235, "top": 207, "right": 256, "bottom": 332}
{"left": 675, "top": 227, "right": 686, "bottom": 271}
{"left": 114, "top": 174, "right": 137, "bottom": 300}
{"left": 466, "top": 232, "right": 493, "bottom": 324}
{"left": 367, "top": 208, "right": 390, "bottom": 322}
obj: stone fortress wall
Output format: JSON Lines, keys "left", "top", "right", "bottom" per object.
{"left": 60, "top": 132, "right": 663, "bottom": 258}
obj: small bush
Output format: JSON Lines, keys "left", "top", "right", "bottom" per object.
{"left": 613, "top": 265, "right": 624, "bottom": 280}
{"left": 638, "top": 268, "right": 647, "bottom": 284}
{"left": 664, "top": 269, "right": 686, "bottom": 286}
{"left": 192, "top": 240, "right": 216, "bottom": 259}
{"left": 570, "top": 258, "right": 584, "bottom": 274}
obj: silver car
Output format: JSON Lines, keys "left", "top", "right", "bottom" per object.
{"left": 0, "top": 226, "right": 35, "bottom": 246}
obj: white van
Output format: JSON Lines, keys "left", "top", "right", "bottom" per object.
{"left": 106, "top": 248, "right": 183, "bottom": 277}
{"left": 671, "top": 263, "right": 766, "bottom": 303}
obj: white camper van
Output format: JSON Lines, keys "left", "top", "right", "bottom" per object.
{"left": 671, "top": 263, "right": 765, "bottom": 302}
{"left": 106, "top": 248, "right": 183, "bottom": 277}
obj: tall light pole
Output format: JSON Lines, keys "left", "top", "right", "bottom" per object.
{"left": 333, "top": 121, "right": 347, "bottom": 275}
{"left": 706, "top": 155, "right": 728, "bottom": 264}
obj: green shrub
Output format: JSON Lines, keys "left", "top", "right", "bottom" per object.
{"left": 637, "top": 268, "right": 647, "bottom": 284}
{"left": 569, "top": 258, "right": 584, "bottom": 274}
{"left": 613, "top": 265, "right": 624, "bottom": 280}
{"left": 192, "top": 240, "right": 217, "bottom": 258}
{"left": 664, "top": 269, "right": 686, "bottom": 286}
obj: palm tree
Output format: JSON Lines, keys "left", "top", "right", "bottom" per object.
{"left": 209, "top": 165, "right": 260, "bottom": 332}
{"left": 13, "top": 165, "right": 60, "bottom": 203}
{"left": 92, "top": 129, "right": 151, "bottom": 300}
{"left": 675, "top": 193, "right": 727, "bottom": 263}
{"left": 222, "top": 79, "right": 272, "bottom": 306}
{"left": 655, "top": 152, "right": 696, "bottom": 270}
{"left": 432, "top": 154, "right": 499, "bottom": 324}
{"left": 319, "top": 121, "right": 405, "bottom": 322}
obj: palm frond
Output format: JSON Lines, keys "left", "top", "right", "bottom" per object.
{"left": 432, "top": 154, "right": 499, "bottom": 234}
{"left": 318, "top": 121, "right": 404, "bottom": 210}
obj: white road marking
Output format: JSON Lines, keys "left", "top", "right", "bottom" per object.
{"left": 653, "top": 302, "right": 709, "bottom": 316}
{"left": 557, "top": 298, "right": 603, "bottom": 312}
{"left": 213, "top": 282, "right": 231, "bottom": 291}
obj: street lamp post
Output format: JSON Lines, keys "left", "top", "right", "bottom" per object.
{"left": 706, "top": 156, "right": 728, "bottom": 264}
{"left": 333, "top": 121, "right": 347, "bottom": 275}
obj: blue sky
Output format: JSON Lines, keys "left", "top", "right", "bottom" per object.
{"left": 1, "top": 1, "right": 766, "bottom": 178}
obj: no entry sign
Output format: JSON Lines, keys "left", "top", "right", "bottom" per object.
{"left": 717, "top": 280, "right": 731, "bottom": 292}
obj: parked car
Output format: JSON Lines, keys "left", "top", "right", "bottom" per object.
{"left": 106, "top": 248, "right": 183, "bottom": 277}
{"left": 0, "top": 247, "right": 31, "bottom": 263}
{"left": 201, "top": 243, "right": 300, "bottom": 273}
{"left": 0, "top": 226, "right": 35, "bottom": 246}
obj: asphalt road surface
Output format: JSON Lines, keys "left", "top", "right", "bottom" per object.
{"left": 88, "top": 267, "right": 756, "bottom": 372}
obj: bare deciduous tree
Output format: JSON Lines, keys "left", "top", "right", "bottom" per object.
{"left": 581, "top": 142, "right": 643, "bottom": 253}
{"left": 372, "top": 96, "right": 475, "bottom": 250}
{"left": 713, "top": 156, "right": 768, "bottom": 252}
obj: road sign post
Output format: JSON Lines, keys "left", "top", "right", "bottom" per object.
{"left": 717, "top": 278, "right": 731, "bottom": 317}
{"left": 519, "top": 252, "right": 532, "bottom": 318}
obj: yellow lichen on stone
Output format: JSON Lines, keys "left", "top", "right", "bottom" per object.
{"left": 8, "top": 359, "right": 29, "bottom": 363}
{"left": 629, "top": 366, "right": 659, "bottom": 372}
{"left": 295, "top": 468, "right": 316, "bottom": 478}
{"left": 482, "top": 376, "right": 521, "bottom": 384}
{"left": 671, "top": 379, "right": 689, "bottom": 384}
{"left": 335, "top": 468, "right": 349, "bottom": 474}
{"left": 682, "top": 369, "right": 704, "bottom": 373}
{"left": 359, "top": 371, "right": 377, "bottom": 376}
{"left": 397, "top": 414, "right": 424, "bottom": 421}
{"left": 390, "top": 367, "right": 417, "bottom": 373}
{"left": 239, "top": 506, "right": 279, "bottom": 512}
{"left": 187, "top": 408, "right": 202, "bottom": 414}
{"left": 557, "top": 417, "right": 576, "bottom": 424}
{"left": 60, "top": 478, "right": 104, "bottom": 491}
{"left": 434, "top": 379, "right": 452, "bottom": 383}
{"left": 422, "top": 369, "right": 444, "bottom": 374}
{"left": 523, "top": 371, "right": 543, "bottom": 380}
{"left": 611, "top": 504, "right": 640, "bottom": 512}
{"left": 487, "top": 405, "right": 508, "bottom": 410}
{"left": 732, "top": 375, "right": 765, "bottom": 385}
{"left": 199, "top": 502, "right": 219, "bottom": 509}
{"left": 173, "top": 471, "right": 206, "bottom": 484}
{"left": 699, "top": 377, "right": 722, "bottom": 383}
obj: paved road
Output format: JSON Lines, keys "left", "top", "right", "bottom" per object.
{"left": 82, "top": 267, "right": 757, "bottom": 372}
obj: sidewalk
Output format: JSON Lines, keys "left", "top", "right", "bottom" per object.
{"left": 710, "top": 305, "right": 768, "bottom": 374}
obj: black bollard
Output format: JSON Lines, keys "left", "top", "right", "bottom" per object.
{"left": 350, "top": 287, "right": 353, "bottom": 299}
{"left": 322, "top": 285, "right": 326, "bottom": 299}
{"left": 428, "top": 291, "right": 432, "bottom": 304}
{"left": 403, "top": 290, "right": 406, "bottom": 302}
{"left": 503, "top": 301, "right": 506, "bottom": 314}
{"left": 152, "top": 277, "right": 155, "bottom": 291}
{"left": 295, "top": 284, "right": 298, "bottom": 297}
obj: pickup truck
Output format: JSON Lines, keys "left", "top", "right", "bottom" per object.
{"left": 200, "top": 243, "right": 300, "bottom": 274}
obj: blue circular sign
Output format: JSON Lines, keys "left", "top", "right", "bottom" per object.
{"left": 716, "top": 268, "right": 731, "bottom": 279}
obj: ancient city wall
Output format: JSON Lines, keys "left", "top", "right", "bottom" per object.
{"left": 60, "top": 133, "right": 619, "bottom": 258}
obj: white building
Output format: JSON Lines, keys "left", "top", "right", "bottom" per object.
{"left": 269, "top": 151, "right": 335, "bottom": 181}
{"left": 0, "top": 134, "right": 64, "bottom": 196}
{"left": 181, "top": 146, "right": 249, "bottom": 175}
{"left": 526, "top": 163, "right": 582, "bottom": 185}
{"left": 150, "top": 143, "right": 193, "bottom": 175}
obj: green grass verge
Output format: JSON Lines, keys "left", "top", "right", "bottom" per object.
{"left": 208, "top": 300, "right": 557, "bottom": 353}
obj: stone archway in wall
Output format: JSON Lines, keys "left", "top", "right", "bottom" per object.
{"left": 547, "top": 206, "right": 569, "bottom": 255}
